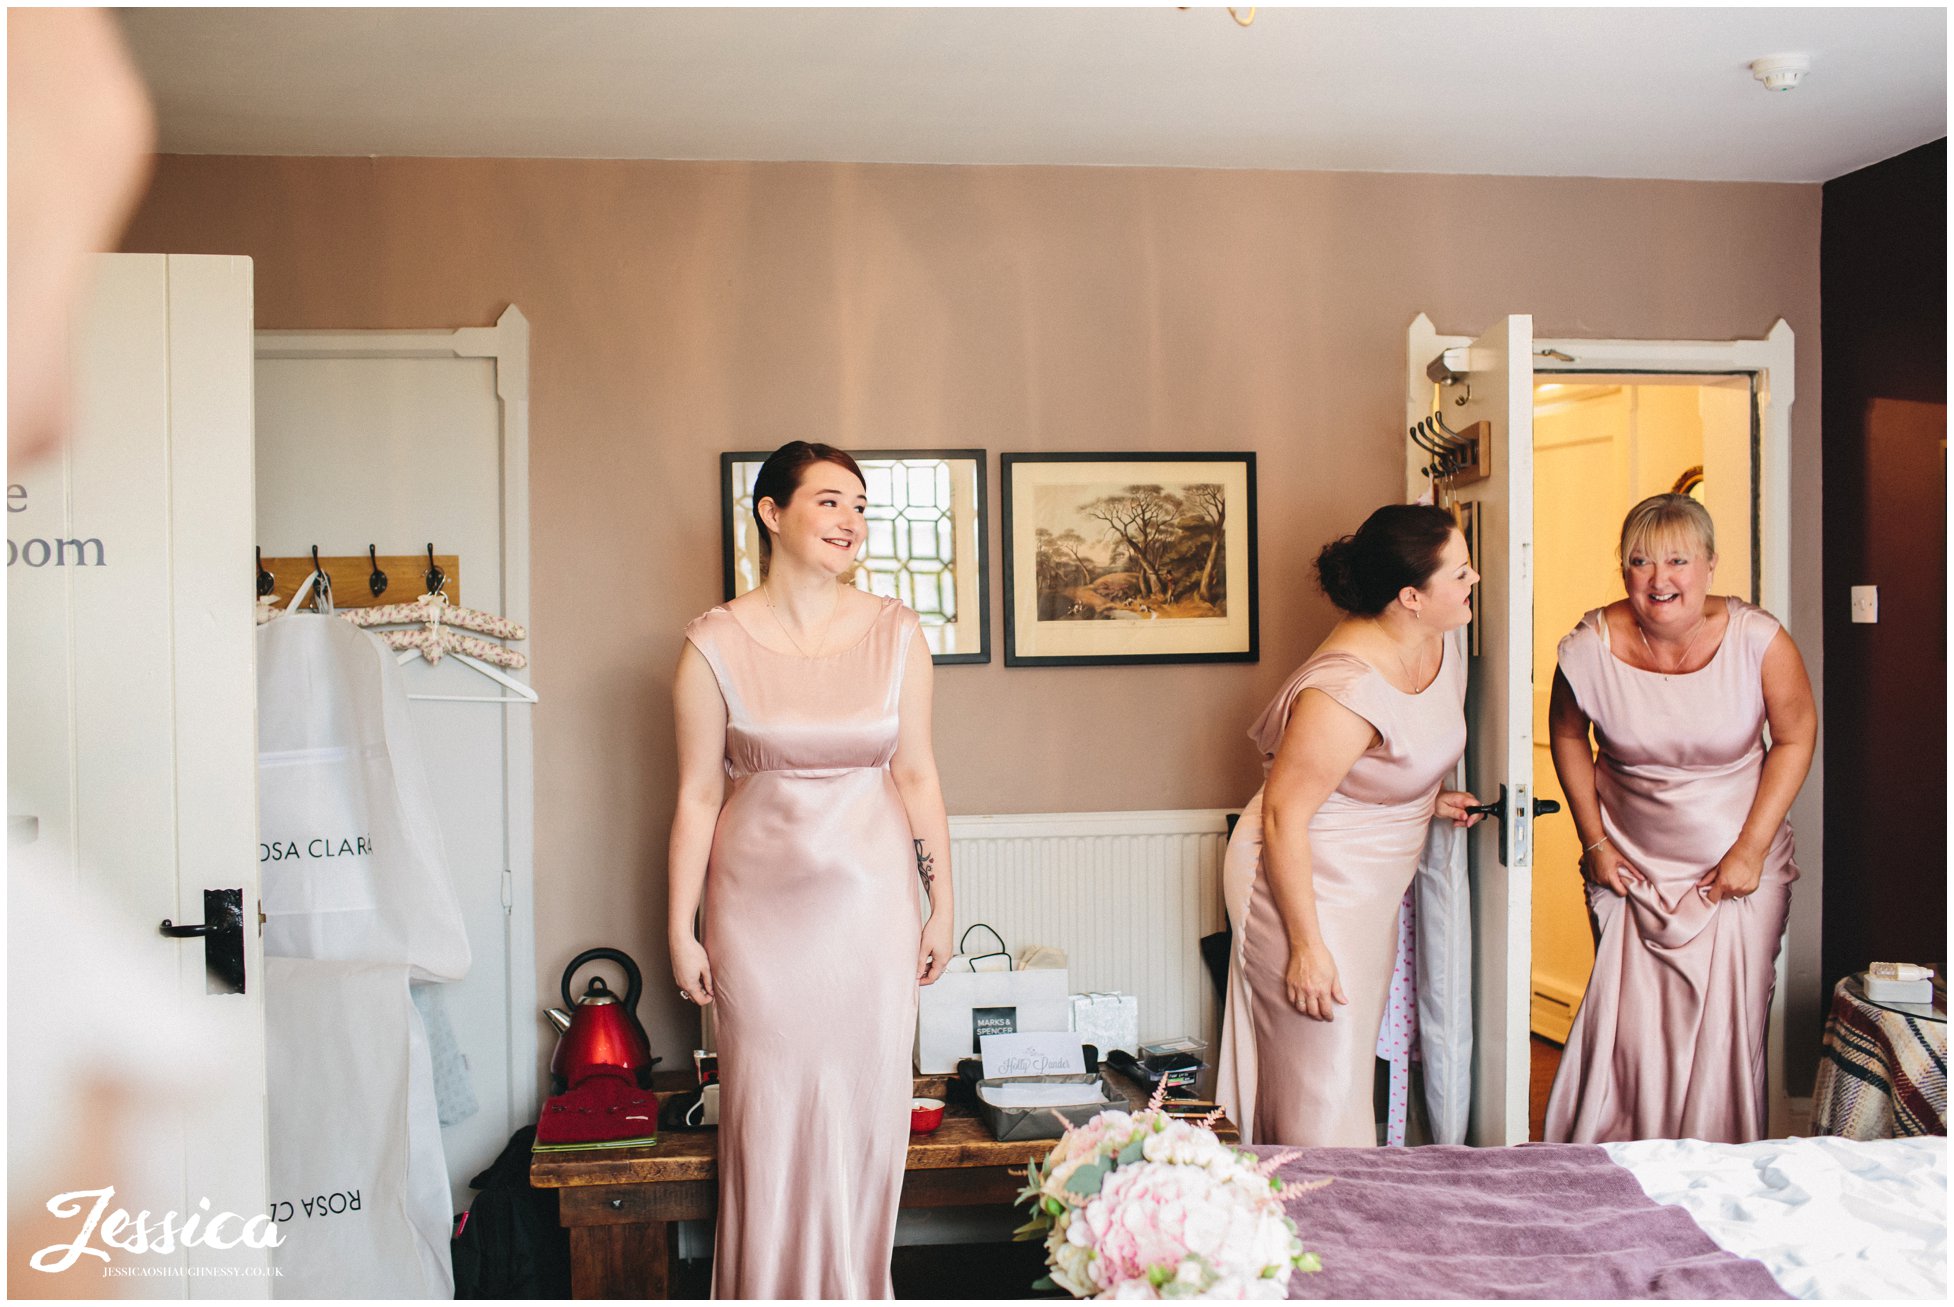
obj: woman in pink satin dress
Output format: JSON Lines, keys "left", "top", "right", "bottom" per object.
{"left": 667, "top": 442, "right": 957, "bottom": 1298}
{"left": 1544, "top": 494, "right": 1816, "bottom": 1144}
{"left": 1217, "top": 505, "right": 1484, "bottom": 1147}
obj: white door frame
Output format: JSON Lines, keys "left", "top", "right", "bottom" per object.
{"left": 255, "top": 306, "right": 541, "bottom": 1126}
{"left": 1406, "top": 316, "right": 1804, "bottom": 1138}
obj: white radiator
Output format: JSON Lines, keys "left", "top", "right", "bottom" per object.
{"left": 946, "top": 809, "right": 1234, "bottom": 1050}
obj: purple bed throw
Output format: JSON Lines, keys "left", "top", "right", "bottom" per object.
{"left": 1256, "top": 1143, "right": 1790, "bottom": 1300}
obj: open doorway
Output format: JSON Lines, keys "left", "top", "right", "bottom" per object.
{"left": 1526, "top": 374, "right": 1756, "bottom": 1132}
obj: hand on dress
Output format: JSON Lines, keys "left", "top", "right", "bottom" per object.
{"left": 1580, "top": 839, "right": 1644, "bottom": 897}
{"left": 1434, "top": 790, "right": 1487, "bottom": 829}
{"left": 916, "top": 915, "right": 954, "bottom": 986}
{"left": 1698, "top": 842, "right": 1765, "bottom": 904}
{"left": 1284, "top": 940, "right": 1348, "bottom": 1022}
{"left": 671, "top": 936, "right": 714, "bottom": 1005}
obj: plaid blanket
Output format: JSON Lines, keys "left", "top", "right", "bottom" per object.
{"left": 1812, "top": 975, "right": 1947, "bottom": 1139}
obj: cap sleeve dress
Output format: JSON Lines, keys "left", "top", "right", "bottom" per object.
{"left": 682, "top": 596, "right": 922, "bottom": 1298}
{"left": 1543, "top": 597, "right": 1797, "bottom": 1144}
{"left": 1215, "top": 633, "right": 1468, "bottom": 1146}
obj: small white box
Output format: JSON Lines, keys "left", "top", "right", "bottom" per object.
{"left": 1865, "top": 973, "right": 1934, "bottom": 1004}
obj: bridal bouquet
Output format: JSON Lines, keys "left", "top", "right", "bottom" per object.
{"left": 1014, "top": 1091, "right": 1323, "bottom": 1299}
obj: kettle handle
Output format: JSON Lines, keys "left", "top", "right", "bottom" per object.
{"left": 562, "top": 947, "right": 643, "bottom": 1016}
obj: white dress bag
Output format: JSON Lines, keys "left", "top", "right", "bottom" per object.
{"left": 258, "top": 593, "right": 469, "bottom": 1297}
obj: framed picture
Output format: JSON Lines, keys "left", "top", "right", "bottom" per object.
{"left": 720, "top": 449, "right": 990, "bottom": 664}
{"left": 1000, "top": 452, "right": 1258, "bottom": 666}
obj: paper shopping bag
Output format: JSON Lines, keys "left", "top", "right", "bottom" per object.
{"left": 917, "top": 966, "right": 1071, "bottom": 1072}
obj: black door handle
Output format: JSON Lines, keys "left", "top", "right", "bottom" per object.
{"left": 1462, "top": 788, "right": 1563, "bottom": 820}
{"left": 157, "top": 888, "right": 246, "bottom": 994}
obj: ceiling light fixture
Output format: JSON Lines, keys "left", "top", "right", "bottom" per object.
{"left": 1749, "top": 54, "right": 1811, "bottom": 92}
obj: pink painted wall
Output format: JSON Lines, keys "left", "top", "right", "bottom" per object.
{"left": 124, "top": 157, "right": 1824, "bottom": 1081}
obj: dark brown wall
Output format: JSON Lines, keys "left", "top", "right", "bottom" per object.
{"left": 1819, "top": 139, "right": 1947, "bottom": 1002}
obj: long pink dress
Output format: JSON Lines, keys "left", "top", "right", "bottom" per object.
{"left": 1216, "top": 636, "right": 1467, "bottom": 1146}
{"left": 1543, "top": 597, "right": 1796, "bottom": 1145}
{"left": 684, "top": 596, "right": 922, "bottom": 1299}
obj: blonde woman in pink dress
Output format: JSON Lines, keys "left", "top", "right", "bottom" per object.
{"left": 1217, "top": 505, "right": 1485, "bottom": 1147}
{"left": 667, "top": 442, "right": 957, "bottom": 1298}
{"left": 1544, "top": 494, "right": 1815, "bottom": 1144}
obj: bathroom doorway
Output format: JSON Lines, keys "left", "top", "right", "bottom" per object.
{"left": 1528, "top": 374, "right": 1756, "bottom": 1048}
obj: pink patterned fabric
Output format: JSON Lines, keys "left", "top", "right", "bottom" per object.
{"left": 1375, "top": 889, "right": 1417, "bottom": 1147}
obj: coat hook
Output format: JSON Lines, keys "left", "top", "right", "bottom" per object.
{"left": 368, "top": 544, "right": 388, "bottom": 599}
{"left": 256, "top": 546, "right": 275, "bottom": 598}
{"left": 424, "top": 543, "right": 445, "bottom": 596}
{"left": 309, "top": 545, "right": 332, "bottom": 608}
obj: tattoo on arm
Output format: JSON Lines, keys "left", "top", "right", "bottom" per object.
{"left": 914, "top": 839, "right": 936, "bottom": 896}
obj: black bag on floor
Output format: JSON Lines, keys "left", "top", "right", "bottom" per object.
{"left": 451, "top": 1126, "right": 571, "bottom": 1299}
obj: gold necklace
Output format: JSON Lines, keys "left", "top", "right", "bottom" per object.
{"left": 762, "top": 580, "right": 839, "bottom": 657}
{"left": 1379, "top": 621, "right": 1439, "bottom": 691}
{"left": 1636, "top": 610, "right": 1710, "bottom": 676}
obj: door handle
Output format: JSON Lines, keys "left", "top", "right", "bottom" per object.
{"left": 1460, "top": 785, "right": 1560, "bottom": 868}
{"left": 1464, "top": 790, "right": 1562, "bottom": 821}
{"left": 158, "top": 887, "right": 246, "bottom": 995}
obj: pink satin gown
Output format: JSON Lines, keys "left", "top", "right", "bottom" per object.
{"left": 684, "top": 596, "right": 923, "bottom": 1299}
{"left": 1216, "top": 635, "right": 1467, "bottom": 1146}
{"left": 1544, "top": 597, "right": 1797, "bottom": 1145}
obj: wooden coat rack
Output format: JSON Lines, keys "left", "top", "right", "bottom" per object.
{"left": 259, "top": 552, "right": 461, "bottom": 610}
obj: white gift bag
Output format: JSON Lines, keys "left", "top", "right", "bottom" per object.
{"left": 916, "top": 925, "right": 1070, "bottom": 1072}
{"left": 1067, "top": 992, "right": 1141, "bottom": 1056}
{"left": 266, "top": 957, "right": 454, "bottom": 1299}
{"left": 257, "top": 609, "right": 469, "bottom": 982}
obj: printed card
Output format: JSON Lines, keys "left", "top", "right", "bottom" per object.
{"left": 980, "top": 1030, "right": 1087, "bottom": 1079}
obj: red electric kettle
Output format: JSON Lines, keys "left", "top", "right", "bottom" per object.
{"left": 545, "top": 947, "right": 659, "bottom": 1093}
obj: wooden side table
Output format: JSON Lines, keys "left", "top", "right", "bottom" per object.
{"left": 530, "top": 1069, "right": 1234, "bottom": 1298}
{"left": 1811, "top": 972, "right": 1947, "bottom": 1139}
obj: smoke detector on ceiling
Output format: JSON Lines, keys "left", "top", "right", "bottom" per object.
{"left": 1749, "top": 54, "right": 1812, "bottom": 92}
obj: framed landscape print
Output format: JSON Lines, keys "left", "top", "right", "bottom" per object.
{"left": 1001, "top": 452, "right": 1257, "bottom": 666}
{"left": 720, "top": 449, "right": 991, "bottom": 664}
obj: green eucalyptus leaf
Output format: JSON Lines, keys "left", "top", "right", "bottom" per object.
{"left": 1063, "top": 1159, "right": 1110, "bottom": 1197}
{"left": 1030, "top": 1276, "right": 1055, "bottom": 1293}
{"left": 1116, "top": 1135, "right": 1146, "bottom": 1167}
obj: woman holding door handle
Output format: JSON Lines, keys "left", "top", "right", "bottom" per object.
{"left": 1216, "top": 504, "right": 1484, "bottom": 1147}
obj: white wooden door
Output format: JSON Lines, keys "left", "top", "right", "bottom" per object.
{"left": 7, "top": 254, "right": 270, "bottom": 1290}
{"left": 252, "top": 311, "right": 536, "bottom": 1216}
{"left": 1406, "top": 314, "right": 1538, "bottom": 1146}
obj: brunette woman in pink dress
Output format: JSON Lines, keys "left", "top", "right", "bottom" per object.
{"left": 1217, "top": 505, "right": 1485, "bottom": 1147}
{"left": 666, "top": 442, "right": 957, "bottom": 1298}
{"left": 1544, "top": 494, "right": 1815, "bottom": 1144}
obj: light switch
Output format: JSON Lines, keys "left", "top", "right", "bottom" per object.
{"left": 1850, "top": 585, "right": 1878, "bottom": 623}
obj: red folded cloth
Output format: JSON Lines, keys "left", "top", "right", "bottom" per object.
{"left": 535, "top": 1070, "right": 660, "bottom": 1145}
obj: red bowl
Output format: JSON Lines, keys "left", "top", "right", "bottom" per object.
{"left": 910, "top": 1097, "right": 945, "bottom": 1133}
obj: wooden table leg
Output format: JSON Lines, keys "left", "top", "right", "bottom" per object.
{"left": 567, "top": 1219, "right": 676, "bottom": 1299}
